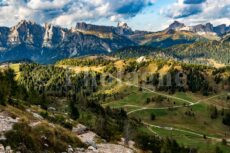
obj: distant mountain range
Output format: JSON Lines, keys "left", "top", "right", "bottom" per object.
{"left": 0, "top": 20, "right": 229, "bottom": 64}
{"left": 0, "top": 20, "right": 135, "bottom": 64}
{"left": 168, "top": 21, "right": 230, "bottom": 36}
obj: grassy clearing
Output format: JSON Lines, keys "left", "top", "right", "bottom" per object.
{"left": 130, "top": 102, "right": 230, "bottom": 138}
{"left": 9, "top": 64, "right": 21, "bottom": 80}
{"left": 103, "top": 88, "right": 191, "bottom": 109}
{"left": 203, "top": 93, "right": 230, "bottom": 109}
{"left": 103, "top": 84, "right": 230, "bottom": 138}
{"left": 151, "top": 126, "right": 230, "bottom": 153}
{"left": 174, "top": 92, "right": 197, "bottom": 103}
{"left": 104, "top": 91, "right": 153, "bottom": 108}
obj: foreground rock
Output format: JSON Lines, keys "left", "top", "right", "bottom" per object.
{"left": 73, "top": 124, "right": 135, "bottom": 153}
{"left": 0, "top": 144, "right": 13, "bottom": 153}
{"left": 75, "top": 144, "right": 134, "bottom": 153}
{"left": 0, "top": 113, "right": 18, "bottom": 133}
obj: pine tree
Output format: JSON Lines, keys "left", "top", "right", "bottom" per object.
{"left": 69, "top": 94, "right": 80, "bottom": 120}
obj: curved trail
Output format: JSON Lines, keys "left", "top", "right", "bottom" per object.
{"left": 127, "top": 94, "right": 225, "bottom": 115}
{"left": 107, "top": 75, "right": 229, "bottom": 142}
{"left": 112, "top": 76, "right": 194, "bottom": 105}
{"left": 103, "top": 75, "right": 195, "bottom": 108}
{"left": 106, "top": 74, "right": 226, "bottom": 113}
{"left": 143, "top": 122, "right": 224, "bottom": 142}
{"left": 128, "top": 93, "right": 227, "bottom": 142}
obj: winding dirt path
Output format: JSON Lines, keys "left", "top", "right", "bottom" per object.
{"left": 127, "top": 94, "right": 225, "bottom": 115}
{"left": 108, "top": 75, "right": 229, "bottom": 142}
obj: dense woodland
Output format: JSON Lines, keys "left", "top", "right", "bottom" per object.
{"left": 56, "top": 57, "right": 111, "bottom": 67}
{"left": 118, "top": 60, "right": 230, "bottom": 95}
{"left": 113, "top": 41, "right": 230, "bottom": 66}
{"left": 163, "top": 41, "right": 230, "bottom": 65}
{"left": 112, "top": 46, "right": 157, "bottom": 58}
{"left": 147, "top": 66, "right": 214, "bottom": 95}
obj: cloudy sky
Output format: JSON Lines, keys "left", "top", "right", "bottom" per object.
{"left": 0, "top": 0, "right": 230, "bottom": 31}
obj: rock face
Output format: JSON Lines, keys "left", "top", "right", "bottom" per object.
{"left": 73, "top": 124, "right": 135, "bottom": 153}
{"left": 43, "top": 23, "right": 66, "bottom": 48}
{"left": 0, "top": 113, "right": 18, "bottom": 134}
{"left": 168, "top": 21, "right": 185, "bottom": 31}
{"left": 1, "top": 20, "right": 230, "bottom": 64}
{"left": 167, "top": 21, "right": 230, "bottom": 36}
{"left": 0, "top": 145, "right": 13, "bottom": 153}
{"left": 75, "top": 144, "right": 134, "bottom": 153}
{"left": 0, "top": 144, "right": 4, "bottom": 153}
{"left": 0, "top": 113, "right": 15, "bottom": 153}
{"left": 75, "top": 22, "right": 134, "bottom": 36}
{"left": 0, "top": 20, "right": 136, "bottom": 64}
{"left": 214, "top": 24, "right": 229, "bottom": 36}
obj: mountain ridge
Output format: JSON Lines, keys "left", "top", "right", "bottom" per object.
{"left": 0, "top": 20, "right": 229, "bottom": 64}
{"left": 0, "top": 20, "right": 136, "bottom": 64}
{"left": 168, "top": 21, "right": 230, "bottom": 36}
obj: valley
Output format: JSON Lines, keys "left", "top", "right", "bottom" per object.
{"left": 49, "top": 56, "right": 230, "bottom": 152}
{"left": 0, "top": 21, "right": 229, "bottom": 153}
{"left": 1, "top": 0, "right": 230, "bottom": 152}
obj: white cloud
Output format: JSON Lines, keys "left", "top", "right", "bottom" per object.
{"left": 27, "top": 0, "right": 70, "bottom": 10}
{"left": 0, "top": 0, "right": 154, "bottom": 27}
{"left": 162, "top": 0, "right": 230, "bottom": 26}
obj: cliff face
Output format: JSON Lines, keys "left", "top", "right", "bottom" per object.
{"left": 167, "top": 21, "right": 230, "bottom": 36}
{"left": 75, "top": 22, "right": 134, "bottom": 36}
{"left": 1, "top": 20, "right": 230, "bottom": 64}
{"left": 0, "top": 20, "right": 136, "bottom": 64}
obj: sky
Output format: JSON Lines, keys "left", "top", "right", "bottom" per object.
{"left": 0, "top": 0, "right": 230, "bottom": 31}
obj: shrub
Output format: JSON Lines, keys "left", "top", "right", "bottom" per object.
{"left": 223, "top": 113, "right": 230, "bottom": 126}
{"left": 150, "top": 113, "right": 156, "bottom": 121}
{"left": 4, "top": 122, "right": 84, "bottom": 153}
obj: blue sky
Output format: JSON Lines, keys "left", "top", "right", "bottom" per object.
{"left": 93, "top": 0, "right": 176, "bottom": 31}
{"left": 0, "top": 0, "right": 230, "bottom": 31}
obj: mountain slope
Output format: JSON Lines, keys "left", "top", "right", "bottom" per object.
{"left": 167, "top": 21, "right": 230, "bottom": 37}
{"left": 162, "top": 41, "right": 230, "bottom": 65}
{"left": 0, "top": 20, "right": 136, "bottom": 64}
{"left": 129, "top": 21, "right": 222, "bottom": 48}
{"left": 134, "top": 30, "right": 206, "bottom": 48}
{"left": 0, "top": 20, "right": 230, "bottom": 64}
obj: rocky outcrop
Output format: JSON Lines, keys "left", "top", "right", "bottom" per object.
{"left": 0, "top": 145, "right": 13, "bottom": 153}
{"left": 72, "top": 124, "right": 136, "bottom": 153}
{"left": 0, "top": 20, "right": 136, "bottom": 64}
{"left": 7, "top": 20, "right": 45, "bottom": 47}
{"left": 75, "top": 22, "right": 134, "bottom": 36}
{"left": 214, "top": 24, "right": 230, "bottom": 36}
{"left": 1, "top": 20, "right": 230, "bottom": 64}
{"left": 0, "top": 113, "right": 18, "bottom": 134}
{"left": 43, "top": 23, "right": 66, "bottom": 48}
{"left": 168, "top": 21, "right": 185, "bottom": 31}
{"left": 167, "top": 21, "right": 230, "bottom": 36}
{"left": 74, "top": 144, "right": 134, "bottom": 153}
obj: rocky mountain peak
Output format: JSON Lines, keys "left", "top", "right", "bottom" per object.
{"left": 117, "top": 22, "right": 130, "bottom": 29}
{"left": 192, "top": 23, "right": 214, "bottom": 32}
{"left": 75, "top": 22, "right": 134, "bottom": 36}
{"left": 214, "top": 24, "right": 230, "bottom": 35}
{"left": 18, "top": 19, "right": 34, "bottom": 25}
{"left": 168, "top": 21, "right": 185, "bottom": 30}
{"left": 13, "top": 20, "right": 36, "bottom": 30}
{"left": 76, "top": 22, "right": 88, "bottom": 30}
{"left": 167, "top": 21, "right": 230, "bottom": 36}
{"left": 205, "top": 23, "right": 214, "bottom": 31}
{"left": 8, "top": 20, "right": 44, "bottom": 46}
{"left": 43, "top": 23, "right": 66, "bottom": 48}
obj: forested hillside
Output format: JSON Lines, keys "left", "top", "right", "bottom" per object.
{"left": 163, "top": 41, "right": 230, "bottom": 65}
{"left": 113, "top": 41, "right": 230, "bottom": 67}
{"left": 0, "top": 63, "right": 200, "bottom": 153}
